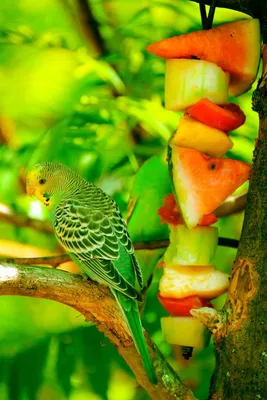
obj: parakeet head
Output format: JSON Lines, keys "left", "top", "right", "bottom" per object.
{"left": 26, "top": 162, "right": 79, "bottom": 210}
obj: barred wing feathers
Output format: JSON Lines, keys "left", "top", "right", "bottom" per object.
{"left": 54, "top": 195, "right": 143, "bottom": 298}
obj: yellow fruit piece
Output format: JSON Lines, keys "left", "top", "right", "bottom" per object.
{"left": 171, "top": 115, "right": 234, "bottom": 158}
{"left": 165, "top": 59, "right": 230, "bottom": 111}
{"left": 159, "top": 264, "right": 229, "bottom": 300}
{"left": 161, "top": 316, "right": 211, "bottom": 347}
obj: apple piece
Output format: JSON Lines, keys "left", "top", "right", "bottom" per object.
{"left": 159, "top": 264, "right": 229, "bottom": 300}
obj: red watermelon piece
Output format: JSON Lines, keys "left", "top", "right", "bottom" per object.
{"left": 147, "top": 19, "right": 261, "bottom": 96}
{"left": 169, "top": 146, "right": 251, "bottom": 228}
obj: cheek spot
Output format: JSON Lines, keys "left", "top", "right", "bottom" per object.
{"left": 43, "top": 196, "right": 50, "bottom": 207}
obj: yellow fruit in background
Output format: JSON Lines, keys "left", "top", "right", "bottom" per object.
{"left": 0, "top": 45, "right": 80, "bottom": 121}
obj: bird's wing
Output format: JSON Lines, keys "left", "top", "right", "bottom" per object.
{"left": 71, "top": 254, "right": 142, "bottom": 301}
{"left": 54, "top": 198, "right": 142, "bottom": 295}
{"left": 94, "top": 190, "right": 143, "bottom": 288}
{"left": 54, "top": 199, "right": 120, "bottom": 259}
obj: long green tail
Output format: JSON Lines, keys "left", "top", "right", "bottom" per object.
{"left": 111, "top": 289, "right": 157, "bottom": 384}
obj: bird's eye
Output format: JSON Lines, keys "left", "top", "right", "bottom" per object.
{"left": 39, "top": 178, "right": 46, "bottom": 185}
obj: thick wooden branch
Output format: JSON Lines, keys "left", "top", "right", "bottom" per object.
{"left": 190, "top": 308, "right": 225, "bottom": 335}
{"left": 0, "top": 263, "right": 195, "bottom": 400}
{"left": 0, "top": 202, "right": 53, "bottom": 234}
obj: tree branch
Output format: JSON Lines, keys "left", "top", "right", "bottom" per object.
{"left": 215, "top": 193, "right": 247, "bottom": 218}
{"left": 0, "top": 194, "right": 246, "bottom": 235}
{"left": 0, "top": 263, "right": 195, "bottom": 400}
{"left": 0, "top": 202, "right": 53, "bottom": 234}
{"left": 1, "top": 254, "right": 70, "bottom": 268}
{"left": 207, "top": 34, "right": 267, "bottom": 400}
{"left": 0, "top": 234, "right": 240, "bottom": 269}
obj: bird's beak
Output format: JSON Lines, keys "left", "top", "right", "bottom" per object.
{"left": 26, "top": 185, "right": 36, "bottom": 196}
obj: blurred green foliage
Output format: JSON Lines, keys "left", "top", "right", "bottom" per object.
{"left": 0, "top": 0, "right": 259, "bottom": 399}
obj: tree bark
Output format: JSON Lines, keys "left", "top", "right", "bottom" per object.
{"left": 204, "top": 44, "right": 267, "bottom": 400}
{"left": 186, "top": 1, "right": 267, "bottom": 398}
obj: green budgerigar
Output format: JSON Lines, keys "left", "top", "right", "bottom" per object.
{"left": 26, "top": 162, "right": 157, "bottom": 384}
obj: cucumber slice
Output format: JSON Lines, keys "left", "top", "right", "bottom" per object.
{"left": 164, "top": 224, "right": 218, "bottom": 266}
{"left": 161, "top": 316, "right": 211, "bottom": 348}
{"left": 159, "top": 264, "right": 229, "bottom": 300}
{"left": 165, "top": 59, "right": 230, "bottom": 111}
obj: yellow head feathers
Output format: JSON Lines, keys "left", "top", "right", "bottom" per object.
{"left": 26, "top": 162, "right": 69, "bottom": 209}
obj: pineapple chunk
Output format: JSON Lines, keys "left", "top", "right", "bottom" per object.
{"left": 171, "top": 115, "right": 233, "bottom": 158}
{"left": 161, "top": 316, "right": 211, "bottom": 348}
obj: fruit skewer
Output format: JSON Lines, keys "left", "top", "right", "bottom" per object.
{"left": 147, "top": 18, "right": 261, "bottom": 355}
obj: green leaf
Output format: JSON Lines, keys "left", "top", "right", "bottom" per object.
{"left": 8, "top": 338, "right": 50, "bottom": 400}
{"left": 80, "top": 327, "right": 111, "bottom": 400}
{"left": 56, "top": 333, "right": 77, "bottom": 397}
{"left": 128, "top": 155, "right": 172, "bottom": 242}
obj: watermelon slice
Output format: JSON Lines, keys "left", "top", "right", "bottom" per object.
{"left": 158, "top": 193, "right": 218, "bottom": 226}
{"left": 147, "top": 19, "right": 261, "bottom": 96}
{"left": 157, "top": 294, "right": 212, "bottom": 317}
{"left": 169, "top": 146, "right": 251, "bottom": 228}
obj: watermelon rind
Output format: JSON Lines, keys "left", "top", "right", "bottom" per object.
{"left": 168, "top": 144, "right": 200, "bottom": 228}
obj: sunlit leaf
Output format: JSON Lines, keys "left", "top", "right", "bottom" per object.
{"left": 128, "top": 155, "right": 172, "bottom": 242}
{"left": 56, "top": 333, "right": 77, "bottom": 397}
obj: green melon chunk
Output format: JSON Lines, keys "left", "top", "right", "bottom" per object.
{"left": 165, "top": 59, "right": 230, "bottom": 111}
{"left": 161, "top": 316, "right": 211, "bottom": 348}
{"left": 168, "top": 144, "right": 200, "bottom": 229}
{"left": 164, "top": 225, "right": 218, "bottom": 266}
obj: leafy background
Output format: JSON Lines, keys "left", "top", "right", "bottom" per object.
{"left": 0, "top": 0, "right": 259, "bottom": 399}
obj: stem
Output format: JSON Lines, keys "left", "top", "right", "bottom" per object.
{"left": 199, "top": 0, "right": 208, "bottom": 29}
{"left": 0, "top": 202, "right": 53, "bottom": 234}
{"left": 75, "top": 0, "right": 106, "bottom": 55}
{"left": 190, "top": 0, "right": 253, "bottom": 15}
{"left": 206, "top": 0, "right": 218, "bottom": 29}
